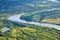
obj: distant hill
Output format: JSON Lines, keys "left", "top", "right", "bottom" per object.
{"left": 0, "top": 0, "right": 60, "bottom": 13}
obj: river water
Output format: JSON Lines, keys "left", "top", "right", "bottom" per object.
{"left": 8, "top": 8, "right": 60, "bottom": 30}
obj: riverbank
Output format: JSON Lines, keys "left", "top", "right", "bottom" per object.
{"left": 8, "top": 13, "right": 60, "bottom": 30}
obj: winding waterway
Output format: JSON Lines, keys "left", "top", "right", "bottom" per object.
{"left": 8, "top": 8, "right": 60, "bottom": 30}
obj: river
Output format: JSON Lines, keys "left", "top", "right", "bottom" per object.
{"left": 8, "top": 8, "right": 60, "bottom": 30}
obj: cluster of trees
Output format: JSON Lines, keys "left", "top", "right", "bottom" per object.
{"left": 0, "top": 24, "right": 60, "bottom": 40}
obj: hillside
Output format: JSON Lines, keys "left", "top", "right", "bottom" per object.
{"left": 0, "top": 0, "right": 60, "bottom": 13}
